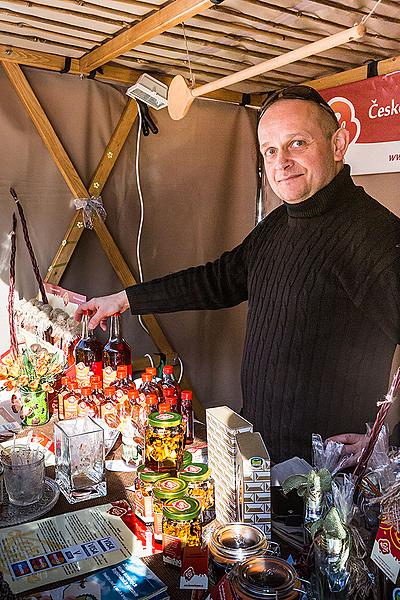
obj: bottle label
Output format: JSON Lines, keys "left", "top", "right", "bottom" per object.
{"left": 103, "top": 366, "right": 117, "bottom": 387}
{"left": 63, "top": 395, "right": 78, "bottom": 419}
{"left": 75, "top": 361, "right": 102, "bottom": 387}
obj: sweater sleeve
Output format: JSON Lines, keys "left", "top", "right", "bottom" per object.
{"left": 125, "top": 234, "right": 252, "bottom": 315}
{"left": 358, "top": 256, "right": 400, "bottom": 344}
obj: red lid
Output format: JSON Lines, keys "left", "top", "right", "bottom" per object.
{"left": 142, "top": 373, "right": 152, "bottom": 382}
{"left": 158, "top": 402, "right": 169, "bottom": 413}
{"left": 117, "top": 365, "right": 128, "bottom": 377}
{"left": 68, "top": 380, "right": 79, "bottom": 390}
{"left": 146, "top": 367, "right": 157, "bottom": 376}
{"left": 90, "top": 375, "right": 101, "bottom": 383}
{"left": 181, "top": 390, "right": 192, "bottom": 401}
{"left": 61, "top": 376, "right": 68, "bottom": 385}
{"left": 164, "top": 387, "right": 175, "bottom": 397}
{"left": 163, "top": 365, "right": 173, "bottom": 374}
{"left": 104, "top": 387, "right": 114, "bottom": 396}
{"left": 81, "top": 386, "right": 91, "bottom": 396}
{"left": 128, "top": 388, "right": 139, "bottom": 399}
{"left": 148, "top": 393, "right": 158, "bottom": 405}
{"left": 93, "top": 381, "right": 102, "bottom": 390}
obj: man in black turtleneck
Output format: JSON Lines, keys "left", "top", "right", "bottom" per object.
{"left": 75, "top": 86, "right": 400, "bottom": 464}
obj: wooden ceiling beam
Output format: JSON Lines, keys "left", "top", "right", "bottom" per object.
{"left": 79, "top": 0, "right": 215, "bottom": 74}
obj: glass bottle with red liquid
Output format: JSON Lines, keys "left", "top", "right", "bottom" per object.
{"left": 102, "top": 313, "right": 132, "bottom": 387}
{"left": 78, "top": 386, "right": 99, "bottom": 418}
{"left": 91, "top": 378, "right": 104, "bottom": 411}
{"left": 181, "top": 390, "right": 194, "bottom": 444}
{"left": 63, "top": 380, "right": 80, "bottom": 420}
{"left": 74, "top": 310, "right": 103, "bottom": 387}
{"left": 162, "top": 365, "right": 181, "bottom": 397}
{"left": 57, "top": 376, "right": 69, "bottom": 420}
{"left": 138, "top": 373, "right": 155, "bottom": 404}
{"left": 146, "top": 367, "right": 164, "bottom": 399}
{"left": 163, "top": 387, "right": 180, "bottom": 413}
{"left": 100, "top": 387, "right": 119, "bottom": 428}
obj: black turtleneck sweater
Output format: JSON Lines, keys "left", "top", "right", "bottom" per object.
{"left": 126, "top": 166, "right": 400, "bottom": 463}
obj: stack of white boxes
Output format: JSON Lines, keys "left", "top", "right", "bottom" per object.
{"left": 206, "top": 406, "right": 253, "bottom": 524}
{"left": 236, "top": 431, "right": 271, "bottom": 538}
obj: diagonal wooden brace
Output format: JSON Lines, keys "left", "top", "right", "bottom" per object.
{"left": 1, "top": 60, "right": 205, "bottom": 420}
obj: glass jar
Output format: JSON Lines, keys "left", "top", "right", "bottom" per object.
{"left": 178, "top": 463, "right": 214, "bottom": 511}
{"left": 162, "top": 496, "right": 201, "bottom": 567}
{"left": 208, "top": 523, "right": 269, "bottom": 584}
{"left": 230, "top": 556, "right": 301, "bottom": 599}
{"left": 145, "top": 412, "right": 185, "bottom": 473}
{"left": 133, "top": 465, "right": 171, "bottom": 524}
{"left": 183, "top": 450, "right": 192, "bottom": 468}
{"left": 153, "top": 477, "right": 188, "bottom": 542}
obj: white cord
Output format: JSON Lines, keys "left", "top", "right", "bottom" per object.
{"left": 144, "top": 353, "right": 154, "bottom": 367}
{"left": 360, "top": 0, "right": 384, "bottom": 24}
{"left": 134, "top": 101, "right": 150, "bottom": 336}
{"left": 177, "top": 356, "right": 184, "bottom": 383}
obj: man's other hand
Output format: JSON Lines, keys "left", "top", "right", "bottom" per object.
{"left": 74, "top": 291, "right": 130, "bottom": 331}
{"left": 326, "top": 433, "right": 369, "bottom": 468}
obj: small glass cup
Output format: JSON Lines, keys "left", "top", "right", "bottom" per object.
{"left": 54, "top": 416, "right": 106, "bottom": 504}
{"left": 1, "top": 446, "right": 45, "bottom": 506}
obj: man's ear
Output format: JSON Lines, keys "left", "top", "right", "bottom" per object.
{"left": 332, "top": 126, "right": 350, "bottom": 162}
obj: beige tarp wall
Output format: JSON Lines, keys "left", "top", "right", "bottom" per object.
{"left": 0, "top": 66, "right": 258, "bottom": 413}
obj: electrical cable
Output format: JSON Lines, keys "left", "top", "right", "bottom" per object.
{"left": 144, "top": 353, "right": 154, "bottom": 367}
{"left": 134, "top": 101, "right": 151, "bottom": 336}
{"left": 177, "top": 356, "right": 184, "bottom": 384}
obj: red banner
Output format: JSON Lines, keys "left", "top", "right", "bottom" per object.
{"left": 320, "top": 72, "right": 400, "bottom": 175}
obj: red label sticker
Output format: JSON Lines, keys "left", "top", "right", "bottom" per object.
{"left": 160, "top": 480, "right": 180, "bottom": 490}
{"left": 171, "top": 499, "right": 191, "bottom": 511}
{"left": 184, "top": 465, "right": 202, "bottom": 474}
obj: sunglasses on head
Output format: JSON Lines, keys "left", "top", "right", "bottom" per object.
{"left": 259, "top": 85, "right": 339, "bottom": 125}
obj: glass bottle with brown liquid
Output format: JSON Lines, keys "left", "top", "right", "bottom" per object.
{"left": 102, "top": 313, "right": 132, "bottom": 387}
{"left": 74, "top": 310, "right": 103, "bottom": 387}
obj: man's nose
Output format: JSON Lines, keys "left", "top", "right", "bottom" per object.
{"left": 275, "top": 148, "right": 292, "bottom": 169}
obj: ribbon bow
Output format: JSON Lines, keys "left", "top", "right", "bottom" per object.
{"left": 282, "top": 468, "right": 332, "bottom": 498}
{"left": 74, "top": 196, "right": 107, "bottom": 229}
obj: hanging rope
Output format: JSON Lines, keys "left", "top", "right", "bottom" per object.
{"left": 9, "top": 187, "right": 48, "bottom": 304}
{"left": 8, "top": 213, "right": 18, "bottom": 358}
{"left": 181, "top": 22, "right": 195, "bottom": 88}
{"left": 360, "top": 0, "right": 384, "bottom": 24}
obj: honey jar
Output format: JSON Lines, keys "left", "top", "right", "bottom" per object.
{"left": 153, "top": 477, "right": 188, "bottom": 542}
{"left": 145, "top": 412, "right": 185, "bottom": 473}
{"left": 133, "top": 465, "right": 171, "bottom": 523}
{"left": 162, "top": 496, "right": 201, "bottom": 567}
{"left": 230, "top": 556, "right": 302, "bottom": 599}
{"left": 178, "top": 463, "right": 214, "bottom": 512}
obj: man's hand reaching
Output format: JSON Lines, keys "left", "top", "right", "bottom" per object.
{"left": 326, "top": 432, "right": 369, "bottom": 468}
{"left": 74, "top": 291, "right": 130, "bottom": 331}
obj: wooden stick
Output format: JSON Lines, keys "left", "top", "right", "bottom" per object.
{"left": 168, "top": 23, "right": 366, "bottom": 119}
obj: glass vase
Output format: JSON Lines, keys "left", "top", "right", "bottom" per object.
{"left": 20, "top": 389, "right": 49, "bottom": 426}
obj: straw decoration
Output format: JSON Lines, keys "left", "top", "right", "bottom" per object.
{"left": 9, "top": 187, "right": 48, "bottom": 304}
{"left": 354, "top": 367, "right": 400, "bottom": 489}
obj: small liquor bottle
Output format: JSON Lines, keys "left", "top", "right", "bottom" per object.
{"left": 102, "top": 313, "right": 132, "bottom": 387}
{"left": 91, "top": 379, "right": 104, "bottom": 409}
{"left": 100, "top": 387, "right": 118, "bottom": 428}
{"left": 147, "top": 393, "right": 159, "bottom": 415}
{"left": 78, "top": 387, "right": 99, "bottom": 418}
{"left": 57, "top": 376, "right": 69, "bottom": 420}
{"left": 181, "top": 390, "right": 194, "bottom": 444}
{"left": 164, "top": 387, "right": 180, "bottom": 414}
{"left": 63, "top": 380, "right": 80, "bottom": 420}
{"left": 74, "top": 310, "right": 103, "bottom": 387}
{"left": 146, "top": 367, "right": 164, "bottom": 399}
{"left": 162, "top": 365, "right": 181, "bottom": 398}
{"left": 138, "top": 373, "right": 155, "bottom": 404}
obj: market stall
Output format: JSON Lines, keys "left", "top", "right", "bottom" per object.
{"left": 0, "top": 0, "right": 400, "bottom": 598}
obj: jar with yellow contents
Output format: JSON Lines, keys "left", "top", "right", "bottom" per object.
{"left": 152, "top": 477, "right": 188, "bottom": 542}
{"left": 162, "top": 496, "right": 202, "bottom": 567}
{"left": 133, "top": 465, "right": 171, "bottom": 524}
{"left": 178, "top": 463, "right": 214, "bottom": 516}
{"left": 145, "top": 412, "right": 185, "bottom": 473}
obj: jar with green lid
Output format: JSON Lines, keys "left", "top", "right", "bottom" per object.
{"left": 153, "top": 477, "right": 188, "bottom": 542}
{"left": 145, "top": 412, "right": 185, "bottom": 473}
{"left": 133, "top": 465, "right": 171, "bottom": 523}
{"left": 178, "top": 463, "right": 214, "bottom": 513}
{"left": 162, "top": 496, "right": 202, "bottom": 567}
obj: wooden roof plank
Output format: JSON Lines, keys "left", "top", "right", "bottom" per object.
{"left": 79, "top": 0, "right": 215, "bottom": 73}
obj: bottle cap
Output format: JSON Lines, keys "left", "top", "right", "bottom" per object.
{"left": 153, "top": 477, "right": 188, "bottom": 500}
{"left": 81, "top": 387, "right": 91, "bottom": 396}
{"left": 181, "top": 390, "right": 193, "bottom": 401}
{"left": 148, "top": 393, "right": 158, "bottom": 406}
{"left": 163, "top": 365, "right": 174, "bottom": 375}
{"left": 68, "top": 380, "right": 79, "bottom": 390}
{"left": 137, "top": 465, "right": 171, "bottom": 483}
{"left": 93, "top": 381, "right": 102, "bottom": 390}
{"left": 142, "top": 373, "right": 152, "bottom": 382}
{"left": 148, "top": 412, "right": 182, "bottom": 428}
{"left": 163, "top": 497, "right": 201, "bottom": 521}
{"left": 104, "top": 387, "right": 114, "bottom": 396}
{"left": 90, "top": 375, "right": 101, "bottom": 384}
{"left": 163, "top": 387, "right": 175, "bottom": 397}
{"left": 128, "top": 388, "right": 138, "bottom": 400}
{"left": 61, "top": 376, "right": 68, "bottom": 385}
{"left": 158, "top": 402, "right": 169, "bottom": 413}
{"left": 146, "top": 367, "right": 157, "bottom": 377}
{"left": 178, "top": 463, "right": 210, "bottom": 482}
{"left": 117, "top": 365, "right": 128, "bottom": 378}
